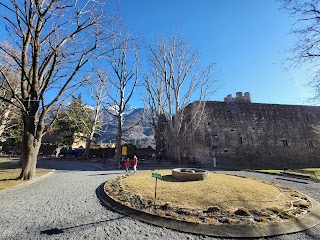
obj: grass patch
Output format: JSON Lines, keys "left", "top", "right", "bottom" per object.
{"left": 257, "top": 169, "right": 284, "bottom": 173}
{"left": 286, "top": 171, "right": 312, "bottom": 177}
{"left": 256, "top": 170, "right": 284, "bottom": 174}
{"left": 106, "top": 170, "right": 311, "bottom": 225}
{"left": 120, "top": 170, "right": 298, "bottom": 212}
{"left": 0, "top": 159, "right": 52, "bottom": 190}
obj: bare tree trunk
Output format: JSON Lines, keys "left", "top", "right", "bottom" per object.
{"left": 19, "top": 116, "right": 42, "bottom": 180}
{"left": 155, "top": 122, "right": 161, "bottom": 155}
{"left": 55, "top": 146, "right": 63, "bottom": 158}
{"left": 174, "top": 107, "right": 181, "bottom": 162}
{"left": 172, "top": 133, "right": 181, "bottom": 162}
{"left": 83, "top": 139, "right": 92, "bottom": 159}
{"left": 20, "top": 135, "right": 40, "bottom": 180}
{"left": 83, "top": 130, "right": 95, "bottom": 159}
{"left": 0, "top": 107, "right": 11, "bottom": 137}
{"left": 115, "top": 115, "right": 123, "bottom": 165}
{"left": 175, "top": 144, "right": 180, "bottom": 162}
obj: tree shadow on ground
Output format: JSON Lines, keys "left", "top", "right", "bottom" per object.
{"left": 87, "top": 173, "right": 118, "bottom": 176}
{"left": 275, "top": 177, "right": 309, "bottom": 184}
{"left": 40, "top": 216, "right": 126, "bottom": 235}
{"left": 0, "top": 177, "right": 20, "bottom": 181}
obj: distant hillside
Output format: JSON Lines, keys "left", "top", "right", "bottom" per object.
{"left": 97, "top": 108, "right": 155, "bottom": 149}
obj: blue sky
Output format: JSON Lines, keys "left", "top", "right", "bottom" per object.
{"left": 0, "top": 0, "right": 314, "bottom": 107}
{"left": 118, "top": 0, "right": 313, "bottom": 106}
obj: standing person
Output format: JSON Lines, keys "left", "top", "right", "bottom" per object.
{"left": 213, "top": 157, "right": 217, "bottom": 171}
{"left": 124, "top": 158, "right": 131, "bottom": 173}
{"left": 133, "top": 155, "right": 138, "bottom": 172}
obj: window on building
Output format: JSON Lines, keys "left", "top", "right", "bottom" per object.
{"left": 281, "top": 140, "right": 289, "bottom": 147}
{"left": 273, "top": 110, "right": 278, "bottom": 122}
{"left": 305, "top": 113, "right": 314, "bottom": 123}
{"left": 307, "top": 140, "right": 314, "bottom": 147}
{"left": 273, "top": 115, "right": 277, "bottom": 122}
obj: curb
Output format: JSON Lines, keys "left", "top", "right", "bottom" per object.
{"left": 97, "top": 181, "right": 320, "bottom": 238}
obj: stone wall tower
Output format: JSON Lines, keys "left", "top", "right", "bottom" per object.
{"left": 224, "top": 92, "right": 251, "bottom": 103}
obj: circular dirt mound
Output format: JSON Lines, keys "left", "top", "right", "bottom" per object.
{"left": 101, "top": 170, "right": 320, "bottom": 237}
{"left": 105, "top": 170, "right": 313, "bottom": 224}
{"left": 172, "top": 168, "right": 208, "bottom": 181}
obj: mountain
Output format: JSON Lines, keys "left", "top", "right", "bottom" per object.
{"left": 46, "top": 103, "right": 155, "bottom": 149}
{"left": 104, "top": 103, "right": 136, "bottom": 115}
{"left": 97, "top": 108, "right": 155, "bottom": 149}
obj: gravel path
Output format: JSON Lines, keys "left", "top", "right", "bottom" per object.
{"left": 0, "top": 161, "right": 319, "bottom": 240}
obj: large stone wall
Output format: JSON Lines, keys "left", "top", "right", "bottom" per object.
{"left": 176, "top": 99, "right": 320, "bottom": 169}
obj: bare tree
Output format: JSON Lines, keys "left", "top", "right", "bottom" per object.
{"left": 0, "top": 0, "right": 115, "bottom": 180}
{"left": 281, "top": 0, "right": 320, "bottom": 99}
{"left": 53, "top": 70, "right": 113, "bottom": 159}
{"left": 105, "top": 36, "right": 139, "bottom": 165}
{"left": 82, "top": 70, "right": 110, "bottom": 158}
{"left": 145, "top": 35, "right": 215, "bottom": 162}
{"left": 0, "top": 42, "right": 20, "bottom": 140}
{"left": 143, "top": 56, "right": 167, "bottom": 157}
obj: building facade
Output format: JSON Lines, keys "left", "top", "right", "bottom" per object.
{"left": 177, "top": 92, "right": 320, "bottom": 168}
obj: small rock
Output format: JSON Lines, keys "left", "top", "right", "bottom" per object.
{"left": 234, "top": 208, "right": 251, "bottom": 216}
{"left": 206, "top": 206, "right": 220, "bottom": 213}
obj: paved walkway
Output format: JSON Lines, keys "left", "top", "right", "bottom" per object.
{"left": 0, "top": 160, "right": 320, "bottom": 239}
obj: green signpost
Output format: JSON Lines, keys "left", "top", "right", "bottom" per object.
{"left": 152, "top": 173, "right": 162, "bottom": 179}
{"left": 151, "top": 172, "right": 162, "bottom": 206}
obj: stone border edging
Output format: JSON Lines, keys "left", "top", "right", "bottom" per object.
{"left": 97, "top": 181, "right": 320, "bottom": 238}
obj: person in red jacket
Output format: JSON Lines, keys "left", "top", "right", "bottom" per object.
{"left": 133, "top": 155, "right": 138, "bottom": 172}
{"left": 124, "top": 158, "right": 131, "bottom": 173}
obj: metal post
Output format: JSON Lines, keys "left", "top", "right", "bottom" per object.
{"left": 154, "top": 178, "right": 158, "bottom": 206}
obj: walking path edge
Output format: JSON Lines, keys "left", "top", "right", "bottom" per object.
{"left": 0, "top": 170, "right": 55, "bottom": 193}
